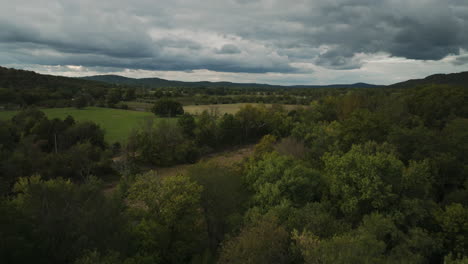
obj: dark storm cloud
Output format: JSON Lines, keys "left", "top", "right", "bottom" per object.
{"left": 453, "top": 55, "right": 468, "bottom": 65}
{"left": 266, "top": 0, "right": 468, "bottom": 68}
{"left": 315, "top": 48, "right": 363, "bottom": 70}
{"left": 1, "top": 0, "right": 468, "bottom": 73}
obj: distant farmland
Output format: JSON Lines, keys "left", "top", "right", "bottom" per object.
{"left": 0, "top": 107, "right": 174, "bottom": 143}
{"left": 0, "top": 104, "right": 305, "bottom": 142}
{"left": 184, "top": 103, "right": 306, "bottom": 115}
{"left": 125, "top": 101, "right": 307, "bottom": 115}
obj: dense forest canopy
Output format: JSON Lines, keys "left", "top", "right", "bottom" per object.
{"left": 0, "top": 68, "right": 467, "bottom": 264}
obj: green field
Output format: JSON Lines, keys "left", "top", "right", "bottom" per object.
{"left": 0, "top": 107, "right": 173, "bottom": 143}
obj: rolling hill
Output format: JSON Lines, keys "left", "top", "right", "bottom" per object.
{"left": 1, "top": 66, "right": 467, "bottom": 95}
{"left": 0, "top": 66, "right": 111, "bottom": 91}
{"left": 389, "top": 71, "right": 468, "bottom": 88}
{"left": 81, "top": 74, "right": 381, "bottom": 89}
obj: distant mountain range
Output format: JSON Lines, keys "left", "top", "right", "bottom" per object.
{"left": 81, "top": 71, "right": 468, "bottom": 89}
{"left": 1, "top": 65, "right": 467, "bottom": 91}
{"left": 80, "top": 75, "right": 382, "bottom": 89}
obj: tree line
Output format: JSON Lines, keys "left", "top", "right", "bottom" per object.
{"left": 0, "top": 108, "right": 116, "bottom": 196}
{"left": 126, "top": 102, "right": 293, "bottom": 167}
{"left": 0, "top": 66, "right": 381, "bottom": 110}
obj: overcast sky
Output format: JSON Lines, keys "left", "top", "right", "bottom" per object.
{"left": 2, "top": 0, "right": 468, "bottom": 85}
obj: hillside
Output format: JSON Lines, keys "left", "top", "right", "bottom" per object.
{"left": 81, "top": 74, "right": 381, "bottom": 89}
{"left": 0, "top": 66, "right": 112, "bottom": 106}
{"left": 0, "top": 66, "right": 111, "bottom": 91}
{"left": 389, "top": 71, "right": 468, "bottom": 88}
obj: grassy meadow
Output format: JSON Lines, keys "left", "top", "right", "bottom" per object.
{"left": 183, "top": 103, "right": 307, "bottom": 115}
{"left": 0, "top": 107, "right": 173, "bottom": 143}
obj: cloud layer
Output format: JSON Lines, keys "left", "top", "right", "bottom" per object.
{"left": 1, "top": 0, "right": 468, "bottom": 84}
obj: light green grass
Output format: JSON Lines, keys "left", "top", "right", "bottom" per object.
{"left": 125, "top": 101, "right": 153, "bottom": 112}
{"left": 0, "top": 107, "right": 174, "bottom": 143}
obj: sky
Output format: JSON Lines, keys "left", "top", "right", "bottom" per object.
{"left": 2, "top": 0, "right": 468, "bottom": 85}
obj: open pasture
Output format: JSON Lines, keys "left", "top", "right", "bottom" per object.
{"left": 0, "top": 107, "right": 173, "bottom": 143}
{"left": 184, "top": 103, "right": 307, "bottom": 115}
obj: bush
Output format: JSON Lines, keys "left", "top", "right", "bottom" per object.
{"left": 151, "top": 98, "right": 184, "bottom": 117}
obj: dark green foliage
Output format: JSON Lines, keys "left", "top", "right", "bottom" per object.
{"left": 0, "top": 66, "right": 112, "bottom": 107}
{"left": 218, "top": 216, "right": 291, "bottom": 264}
{"left": 235, "top": 105, "right": 269, "bottom": 142}
{"left": 123, "top": 87, "right": 137, "bottom": 101}
{"left": 186, "top": 163, "right": 247, "bottom": 252}
{"left": 195, "top": 110, "right": 219, "bottom": 149}
{"left": 126, "top": 173, "right": 206, "bottom": 263}
{"left": 435, "top": 203, "right": 468, "bottom": 258}
{"left": 294, "top": 213, "right": 439, "bottom": 264}
{"left": 151, "top": 98, "right": 184, "bottom": 117}
{"left": 339, "top": 109, "right": 390, "bottom": 150}
{"left": 177, "top": 113, "right": 196, "bottom": 138}
{"left": 128, "top": 119, "right": 198, "bottom": 166}
{"left": 132, "top": 104, "right": 293, "bottom": 166}
{"left": 404, "top": 85, "right": 468, "bottom": 128}
{"left": 106, "top": 88, "right": 122, "bottom": 107}
{"left": 218, "top": 113, "right": 242, "bottom": 145}
{"left": 245, "top": 152, "right": 324, "bottom": 209}
{"left": 389, "top": 71, "right": 468, "bottom": 89}
{"left": 0, "top": 109, "right": 114, "bottom": 195}
{"left": 323, "top": 142, "right": 405, "bottom": 220}
{"left": 73, "top": 94, "right": 89, "bottom": 109}
{"left": 1, "top": 79, "right": 467, "bottom": 264}
{"left": 0, "top": 176, "right": 126, "bottom": 264}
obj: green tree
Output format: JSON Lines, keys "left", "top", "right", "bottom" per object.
{"left": 186, "top": 163, "right": 247, "bottom": 252}
{"left": 218, "top": 113, "right": 241, "bottom": 145}
{"left": 291, "top": 121, "right": 341, "bottom": 167}
{"left": 404, "top": 85, "right": 467, "bottom": 128}
{"left": 235, "top": 105, "right": 268, "bottom": 142}
{"left": 294, "top": 213, "right": 437, "bottom": 264}
{"left": 133, "top": 119, "right": 197, "bottom": 166}
{"left": 73, "top": 94, "right": 88, "bottom": 109}
{"left": 323, "top": 142, "right": 403, "bottom": 221}
{"left": 177, "top": 113, "right": 196, "bottom": 138}
{"left": 218, "top": 216, "right": 291, "bottom": 264}
{"left": 127, "top": 172, "right": 206, "bottom": 263}
{"left": 387, "top": 120, "right": 437, "bottom": 163}
{"left": 3, "top": 175, "right": 126, "bottom": 264}
{"left": 151, "top": 98, "right": 184, "bottom": 117}
{"left": 252, "top": 134, "right": 277, "bottom": 159}
{"left": 435, "top": 203, "right": 468, "bottom": 258}
{"left": 245, "top": 152, "right": 324, "bottom": 209}
{"left": 123, "top": 87, "right": 137, "bottom": 101}
{"left": 105, "top": 88, "right": 122, "bottom": 107}
{"left": 339, "top": 109, "right": 390, "bottom": 150}
{"left": 195, "top": 110, "right": 218, "bottom": 149}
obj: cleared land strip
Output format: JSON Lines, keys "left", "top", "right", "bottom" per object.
{"left": 103, "top": 144, "right": 254, "bottom": 195}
